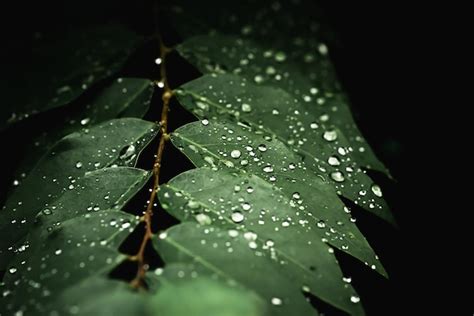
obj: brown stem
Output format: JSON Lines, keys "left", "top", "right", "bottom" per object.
{"left": 130, "top": 29, "right": 173, "bottom": 289}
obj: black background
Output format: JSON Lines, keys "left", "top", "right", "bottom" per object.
{"left": 0, "top": 1, "right": 451, "bottom": 315}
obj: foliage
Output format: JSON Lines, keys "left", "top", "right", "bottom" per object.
{"left": 0, "top": 1, "right": 394, "bottom": 315}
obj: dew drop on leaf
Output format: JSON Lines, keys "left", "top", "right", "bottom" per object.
{"left": 274, "top": 51, "right": 286, "bottom": 62}
{"left": 231, "top": 211, "right": 245, "bottom": 223}
{"left": 263, "top": 165, "right": 273, "bottom": 173}
{"left": 80, "top": 118, "right": 90, "bottom": 126}
{"left": 241, "top": 202, "right": 251, "bottom": 211}
{"left": 323, "top": 130, "right": 338, "bottom": 142}
{"left": 330, "top": 171, "right": 345, "bottom": 182}
{"left": 371, "top": 184, "right": 383, "bottom": 197}
{"left": 230, "top": 149, "right": 242, "bottom": 159}
{"left": 328, "top": 156, "right": 341, "bottom": 166}
{"left": 351, "top": 295, "right": 361, "bottom": 303}
{"left": 241, "top": 103, "right": 252, "bottom": 112}
{"left": 195, "top": 213, "right": 212, "bottom": 225}
{"left": 271, "top": 297, "right": 283, "bottom": 305}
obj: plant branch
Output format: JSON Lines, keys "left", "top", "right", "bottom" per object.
{"left": 130, "top": 17, "right": 173, "bottom": 289}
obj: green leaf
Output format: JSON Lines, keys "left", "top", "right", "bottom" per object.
{"left": 0, "top": 118, "right": 157, "bottom": 269}
{"left": 47, "top": 278, "right": 148, "bottom": 316}
{"left": 175, "top": 74, "right": 394, "bottom": 224}
{"left": 0, "top": 210, "right": 138, "bottom": 315}
{"left": 0, "top": 24, "right": 141, "bottom": 130}
{"left": 176, "top": 33, "right": 387, "bottom": 174}
{"left": 4, "top": 167, "right": 150, "bottom": 273}
{"left": 12, "top": 78, "right": 153, "bottom": 180}
{"left": 170, "top": 121, "right": 387, "bottom": 276}
{"left": 159, "top": 167, "right": 366, "bottom": 315}
{"left": 149, "top": 264, "right": 266, "bottom": 316}
{"left": 153, "top": 222, "right": 317, "bottom": 316}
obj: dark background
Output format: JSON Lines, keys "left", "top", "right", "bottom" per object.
{"left": 0, "top": 1, "right": 448, "bottom": 315}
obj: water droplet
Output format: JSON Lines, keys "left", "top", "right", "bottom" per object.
{"left": 323, "top": 130, "right": 338, "bottom": 141}
{"left": 120, "top": 145, "right": 136, "bottom": 159}
{"left": 228, "top": 229, "right": 239, "bottom": 237}
{"left": 350, "top": 295, "right": 360, "bottom": 303}
{"left": 317, "top": 220, "right": 326, "bottom": 228}
{"left": 246, "top": 187, "right": 254, "bottom": 193}
{"left": 265, "top": 239, "right": 275, "bottom": 247}
{"left": 271, "top": 297, "right": 283, "bottom": 305}
{"left": 371, "top": 184, "right": 383, "bottom": 197}
{"left": 330, "top": 171, "right": 345, "bottom": 182}
{"left": 9, "top": 267, "right": 17, "bottom": 274}
{"left": 231, "top": 211, "right": 245, "bottom": 223}
{"left": 241, "top": 202, "right": 251, "bottom": 211}
{"left": 155, "top": 57, "right": 162, "bottom": 65}
{"left": 80, "top": 118, "right": 90, "bottom": 126}
{"left": 195, "top": 213, "right": 212, "bottom": 225}
{"left": 42, "top": 209, "right": 52, "bottom": 215}
{"left": 55, "top": 249, "right": 62, "bottom": 255}
{"left": 241, "top": 103, "right": 252, "bottom": 112}
{"left": 159, "top": 232, "right": 167, "bottom": 239}
{"left": 319, "top": 114, "right": 330, "bottom": 123}
{"left": 230, "top": 150, "right": 242, "bottom": 159}
{"left": 243, "top": 232, "right": 257, "bottom": 241}
{"left": 75, "top": 161, "right": 83, "bottom": 169}
{"left": 310, "top": 122, "right": 319, "bottom": 129}
{"left": 310, "top": 87, "right": 319, "bottom": 95}
{"left": 328, "top": 156, "right": 340, "bottom": 166}
{"left": 254, "top": 75, "right": 264, "bottom": 83}
{"left": 257, "top": 144, "right": 267, "bottom": 152}
{"left": 292, "top": 192, "right": 301, "bottom": 199}
{"left": 201, "top": 119, "right": 209, "bottom": 126}
{"left": 263, "top": 165, "right": 273, "bottom": 173}
{"left": 13, "top": 180, "right": 19, "bottom": 186}
{"left": 343, "top": 277, "right": 352, "bottom": 283}
{"left": 248, "top": 241, "right": 258, "bottom": 249}
{"left": 187, "top": 200, "right": 200, "bottom": 209}
{"left": 318, "top": 43, "right": 329, "bottom": 55}
{"left": 275, "top": 51, "right": 287, "bottom": 62}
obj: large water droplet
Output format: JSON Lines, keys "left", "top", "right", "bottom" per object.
{"left": 80, "top": 118, "right": 90, "bottom": 126}
{"left": 263, "top": 165, "right": 273, "bottom": 173}
{"left": 230, "top": 150, "right": 242, "bottom": 159}
{"left": 328, "top": 156, "right": 340, "bottom": 166}
{"left": 350, "top": 295, "right": 360, "bottom": 303}
{"left": 323, "top": 130, "right": 338, "bottom": 142}
{"left": 330, "top": 171, "right": 345, "bottom": 182}
{"left": 241, "top": 103, "right": 252, "bottom": 112}
{"left": 271, "top": 297, "right": 283, "bottom": 305}
{"left": 371, "top": 184, "right": 383, "bottom": 197}
{"left": 257, "top": 144, "right": 267, "bottom": 152}
{"left": 195, "top": 213, "right": 212, "bottom": 225}
{"left": 231, "top": 211, "right": 245, "bottom": 223}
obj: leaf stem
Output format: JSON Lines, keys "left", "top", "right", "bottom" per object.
{"left": 130, "top": 19, "right": 173, "bottom": 289}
